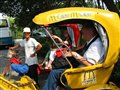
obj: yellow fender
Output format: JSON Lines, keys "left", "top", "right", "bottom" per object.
{"left": 0, "top": 75, "right": 37, "bottom": 90}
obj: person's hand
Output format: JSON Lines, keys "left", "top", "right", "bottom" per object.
{"left": 30, "top": 53, "right": 35, "bottom": 57}
{"left": 45, "top": 64, "right": 52, "bottom": 70}
{"left": 52, "top": 35, "right": 58, "bottom": 39}
{"left": 64, "top": 51, "right": 72, "bottom": 57}
{"left": 52, "top": 35, "right": 63, "bottom": 43}
{"left": 9, "top": 47, "right": 14, "bottom": 50}
{"left": 63, "top": 41, "right": 69, "bottom": 45}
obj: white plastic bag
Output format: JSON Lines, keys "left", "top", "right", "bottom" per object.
{"left": 7, "top": 50, "right": 14, "bottom": 58}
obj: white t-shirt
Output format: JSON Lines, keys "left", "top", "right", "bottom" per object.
{"left": 20, "top": 38, "right": 39, "bottom": 65}
{"left": 83, "top": 38, "right": 105, "bottom": 65}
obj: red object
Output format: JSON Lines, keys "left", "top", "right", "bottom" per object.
{"left": 37, "top": 64, "right": 51, "bottom": 74}
{"left": 56, "top": 48, "right": 65, "bottom": 57}
{"left": 61, "top": 24, "right": 81, "bottom": 47}
{"left": 56, "top": 45, "right": 72, "bottom": 57}
{"left": 10, "top": 57, "right": 21, "bottom": 64}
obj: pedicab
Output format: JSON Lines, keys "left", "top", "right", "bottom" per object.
{"left": 33, "top": 7, "right": 120, "bottom": 89}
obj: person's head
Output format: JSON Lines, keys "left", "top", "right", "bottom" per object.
{"left": 23, "top": 27, "right": 31, "bottom": 39}
{"left": 61, "top": 26, "right": 69, "bottom": 39}
{"left": 12, "top": 50, "right": 18, "bottom": 57}
{"left": 81, "top": 21, "right": 97, "bottom": 41}
{"left": 7, "top": 49, "right": 18, "bottom": 58}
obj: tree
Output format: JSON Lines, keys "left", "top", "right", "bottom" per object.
{"left": 0, "top": 0, "right": 120, "bottom": 28}
{"left": 102, "top": 0, "right": 120, "bottom": 16}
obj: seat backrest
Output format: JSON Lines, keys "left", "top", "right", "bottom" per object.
{"left": 94, "top": 23, "right": 108, "bottom": 64}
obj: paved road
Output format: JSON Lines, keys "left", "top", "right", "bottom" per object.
{"left": 0, "top": 49, "right": 8, "bottom": 74}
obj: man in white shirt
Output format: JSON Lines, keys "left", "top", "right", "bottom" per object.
{"left": 10, "top": 27, "right": 42, "bottom": 87}
{"left": 71, "top": 23, "right": 105, "bottom": 67}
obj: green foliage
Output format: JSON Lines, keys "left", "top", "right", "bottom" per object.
{"left": 13, "top": 29, "right": 23, "bottom": 39}
{"left": 0, "top": 0, "right": 120, "bottom": 28}
{"left": 109, "top": 55, "right": 120, "bottom": 87}
{"left": 7, "top": 17, "right": 23, "bottom": 39}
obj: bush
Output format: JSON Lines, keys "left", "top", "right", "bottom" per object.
{"left": 108, "top": 55, "right": 120, "bottom": 87}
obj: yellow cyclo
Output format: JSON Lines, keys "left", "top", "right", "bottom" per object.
{"left": 33, "top": 7, "right": 120, "bottom": 90}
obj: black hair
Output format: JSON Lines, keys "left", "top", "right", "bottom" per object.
{"left": 81, "top": 20, "right": 99, "bottom": 36}
{"left": 82, "top": 20, "right": 96, "bottom": 30}
{"left": 59, "top": 26, "right": 67, "bottom": 30}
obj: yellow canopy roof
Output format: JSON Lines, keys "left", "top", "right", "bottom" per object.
{"left": 33, "top": 7, "right": 120, "bottom": 67}
{"left": 33, "top": 7, "right": 119, "bottom": 26}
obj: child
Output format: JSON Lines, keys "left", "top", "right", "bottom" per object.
{"left": 7, "top": 49, "right": 21, "bottom": 64}
{"left": 44, "top": 35, "right": 71, "bottom": 69}
{"left": 7, "top": 49, "right": 29, "bottom": 76}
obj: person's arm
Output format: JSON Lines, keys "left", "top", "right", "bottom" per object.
{"left": 52, "top": 35, "right": 63, "bottom": 43}
{"left": 71, "top": 52, "right": 93, "bottom": 66}
{"left": 9, "top": 44, "right": 20, "bottom": 50}
{"left": 65, "top": 51, "right": 92, "bottom": 66}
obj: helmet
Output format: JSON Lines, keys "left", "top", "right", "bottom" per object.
{"left": 23, "top": 27, "right": 31, "bottom": 32}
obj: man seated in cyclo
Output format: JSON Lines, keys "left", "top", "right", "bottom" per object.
{"left": 42, "top": 21, "right": 105, "bottom": 90}
{"left": 7, "top": 49, "right": 29, "bottom": 76}
{"left": 41, "top": 27, "right": 72, "bottom": 70}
